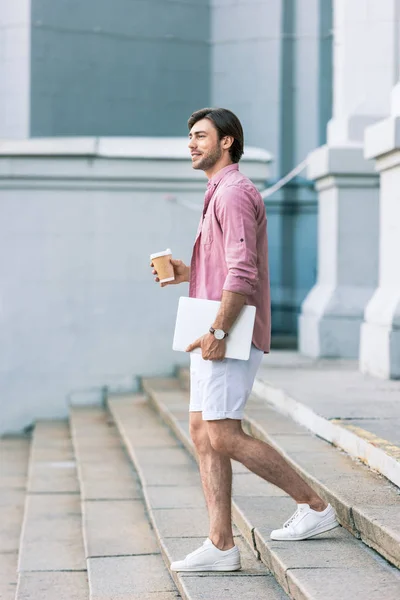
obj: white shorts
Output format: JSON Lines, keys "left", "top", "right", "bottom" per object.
{"left": 189, "top": 344, "right": 264, "bottom": 421}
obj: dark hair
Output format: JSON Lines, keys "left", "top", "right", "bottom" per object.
{"left": 187, "top": 107, "right": 244, "bottom": 163}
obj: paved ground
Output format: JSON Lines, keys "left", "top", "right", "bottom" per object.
{"left": 258, "top": 352, "right": 400, "bottom": 447}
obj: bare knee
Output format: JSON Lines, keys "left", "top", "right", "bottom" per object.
{"left": 189, "top": 416, "right": 211, "bottom": 454}
{"left": 208, "top": 430, "right": 235, "bottom": 457}
{"left": 207, "top": 421, "right": 246, "bottom": 458}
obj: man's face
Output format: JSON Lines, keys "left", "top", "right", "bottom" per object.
{"left": 188, "top": 118, "right": 222, "bottom": 171}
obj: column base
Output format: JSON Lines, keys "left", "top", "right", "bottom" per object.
{"left": 361, "top": 113, "right": 400, "bottom": 379}
{"left": 299, "top": 284, "right": 375, "bottom": 358}
{"left": 299, "top": 313, "right": 363, "bottom": 358}
{"left": 298, "top": 142, "right": 379, "bottom": 359}
{"left": 360, "top": 322, "right": 400, "bottom": 379}
{"left": 359, "top": 285, "right": 400, "bottom": 379}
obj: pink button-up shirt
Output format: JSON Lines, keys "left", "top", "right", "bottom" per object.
{"left": 189, "top": 163, "right": 271, "bottom": 353}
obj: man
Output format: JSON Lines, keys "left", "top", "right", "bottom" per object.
{"left": 151, "top": 108, "right": 338, "bottom": 572}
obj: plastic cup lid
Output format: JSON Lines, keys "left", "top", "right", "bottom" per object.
{"left": 150, "top": 248, "right": 172, "bottom": 260}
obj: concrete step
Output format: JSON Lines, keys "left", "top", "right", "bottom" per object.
{"left": 142, "top": 376, "right": 400, "bottom": 600}
{"left": 253, "top": 352, "right": 400, "bottom": 488}
{"left": 69, "top": 403, "right": 182, "bottom": 600}
{"left": 108, "top": 394, "right": 289, "bottom": 600}
{"left": 0, "top": 436, "right": 30, "bottom": 600}
{"left": 15, "top": 420, "right": 88, "bottom": 599}
{"left": 178, "top": 367, "right": 400, "bottom": 569}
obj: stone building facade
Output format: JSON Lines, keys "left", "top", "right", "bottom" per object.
{"left": 3, "top": 1, "right": 399, "bottom": 435}
{"left": 0, "top": 0, "right": 334, "bottom": 336}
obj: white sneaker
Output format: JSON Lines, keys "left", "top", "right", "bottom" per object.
{"left": 170, "top": 538, "right": 241, "bottom": 572}
{"left": 270, "top": 503, "right": 339, "bottom": 541}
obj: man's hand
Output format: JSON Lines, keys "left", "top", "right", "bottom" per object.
{"left": 186, "top": 333, "right": 227, "bottom": 361}
{"left": 151, "top": 258, "right": 190, "bottom": 288}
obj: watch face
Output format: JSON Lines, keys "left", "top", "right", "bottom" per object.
{"left": 214, "top": 329, "right": 225, "bottom": 340}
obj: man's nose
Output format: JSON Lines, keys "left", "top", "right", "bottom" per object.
{"left": 188, "top": 139, "right": 196, "bottom": 150}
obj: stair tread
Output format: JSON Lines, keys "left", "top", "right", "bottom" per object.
{"left": 0, "top": 553, "right": 20, "bottom": 600}
{"left": 87, "top": 556, "right": 180, "bottom": 600}
{"left": 252, "top": 358, "right": 400, "bottom": 488}
{"left": 0, "top": 437, "right": 30, "bottom": 490}
{"left": 16, "top": 572, "right": 89, "bottom": 600}
{"left": 109, "top": 395, "right": 289, "bottom": 600}
{"left": 83, "top": 499, "right": 160, "bottom": 557}
{"left": 19, "top": 493, "right": 86, "bottom": 571}
{"left": 245, "top": 398, "right": 400, "bottom": 568}
{"left": 256, "top": 357, "right": 400, "bottom": 433}
{"left": 17, "top": 421, "right": 86, "bottom": 574}
{"left": 179, "top": 571, "right": 286, "bottom": 600}
{"left": 70, "top": 407, "right": 143, "bottom": 502}
{"left": 0, "top": 437, "right": 30, "bottom": 600}
{"left": 246, "top": 405, "right": 398, "bottom": 495}
{"left": 142, "top": 379, "right": 400, "bottom": 599}
{"left": 70, "top": 406, "right": 181, "bottom": 599}
{"left": 27, "top": 421, "right": 79, "bottom": 494}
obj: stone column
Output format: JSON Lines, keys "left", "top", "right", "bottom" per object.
{"left": 0, "top": 0, "right": 31, "bottom": 137}
{"left": 360, "top": 82, "right": 400, "bottom": 378}
{"left": 299, "top": 0, "right": 399, "bottom": 357}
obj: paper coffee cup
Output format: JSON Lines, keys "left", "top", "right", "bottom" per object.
{"left": 150, "top": 248, "right": 175, "bottom": 283}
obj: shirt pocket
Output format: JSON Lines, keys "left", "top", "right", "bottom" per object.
{"left": 200, "top": 213, "right": 213, "bottom": 245}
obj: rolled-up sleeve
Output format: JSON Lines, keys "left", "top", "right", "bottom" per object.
{"left": 216, "top": 184, "right": 259, "bottom": 296}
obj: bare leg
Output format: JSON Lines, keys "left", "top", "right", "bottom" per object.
{"left": 207, "top": 419, "right": 327, "bottom": 511}
{"left": 189, "top": 412, "right": 235, "bottom": 550}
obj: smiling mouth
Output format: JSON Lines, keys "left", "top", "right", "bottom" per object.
{"left": 191, "top": 153, "right": 202, "bottom": 158}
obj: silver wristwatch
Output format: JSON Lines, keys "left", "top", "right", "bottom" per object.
{"left": 209, "top": 327, "right": 229, "bottom": 340}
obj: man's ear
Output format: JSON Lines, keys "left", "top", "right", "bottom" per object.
{"left": 222, "top": 136, "right": 234, "bottom": 150}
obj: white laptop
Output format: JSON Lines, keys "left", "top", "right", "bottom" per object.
{"left": 173, "top": 296, "right": 256, "bottom": 361}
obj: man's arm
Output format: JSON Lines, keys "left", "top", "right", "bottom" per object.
{"left": 185, "top": 290, "right": 246, "bottom": 361}
{"left": 211, "top": 289, "right": 246, "bottom": 333}
{"left": 186, "top": 185, "right": 259, "bottom": 360}
{"left": 205, "top": 184, "right": 258, "bottom": 355}
{"left": 217, "top": 184, "right": 259, "bottom": 298}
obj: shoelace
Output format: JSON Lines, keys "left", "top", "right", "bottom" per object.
{"left": 187, "top": 539, "right": 210, "bottom": 559}
{"left": 283, "top": 507, "right": 305, "bottom": 528}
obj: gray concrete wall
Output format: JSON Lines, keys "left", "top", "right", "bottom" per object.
{"left": 0, "top": 0, "right": 333, "bottom": 338}
{"left": 0, "top": 138, "right": 270, "bottom": 434}
{"left": 0, "top": 0, "right": 31, "bottom": 138}
{"left": 30, "top": 0, "right": 210, "bottom": 136}
{"left": 211, "top": 0, "right": 282, "bottom": 176}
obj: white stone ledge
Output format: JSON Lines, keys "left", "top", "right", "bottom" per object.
{"left": 0, "top": 136, "right": 272, "bottom": 162}
{"left": 314, "top": 175, "right": 379, "bottom": 193}
{"left": 364, "top": 117, "right": 400, "bottom": 161}
{"left": 307, "top": 144, "right": 377, "bottom": 181}
{"left": 0, "top": 137, "right": 272, "bottom": 189}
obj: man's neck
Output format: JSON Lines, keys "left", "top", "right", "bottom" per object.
{"left": 205, "top": 158, "right": 234, "bottom": 180}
